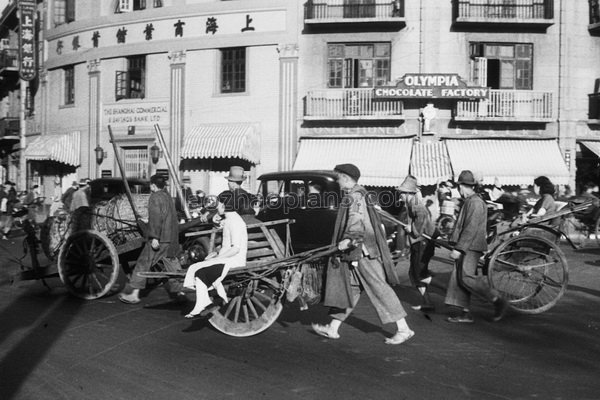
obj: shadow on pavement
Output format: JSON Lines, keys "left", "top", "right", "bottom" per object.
{"left": 0, "top": 288, "right": 83, "bottom": 399}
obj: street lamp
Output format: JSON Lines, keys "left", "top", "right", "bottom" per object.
{"left": 150, "top": 143, "right": 162, "bottom": 164}
{"left": 94, "top": 145, "right": 107, "bottom": 164}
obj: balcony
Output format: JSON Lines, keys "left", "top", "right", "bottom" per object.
{"left": 305, "top": 88, "right": 404, "bottom": 120}
{"left": 589, "top": 0, "right": 600, "bottom": 35}
{"left": 304, "top": 0, "right": 405, "bottom": 28}
{"left": 455, "top": 90, "right": 553, "bottom": 122}
{"left": 0, "top": 117, "right": 19, "bottom": 140}
{"left": 0, "top": 48, "right": 18, "bottom": 77}
{"left": 452, "top": 0, "right": 554, "bottom": 29}
{"left": 589, "top": 93, "right": 600, "bottom": 123}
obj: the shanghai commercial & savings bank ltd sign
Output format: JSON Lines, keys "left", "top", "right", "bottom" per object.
{"left": 374, "top": 74, "right": 489, "bottom": 99}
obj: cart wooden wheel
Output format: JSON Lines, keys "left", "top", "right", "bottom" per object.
{"left": 58, "top": 229, "right": 120, "bottom": 300}
{"left": 487, "top": 235, "right": 568, "bottom": 314}
{"left": 209, "top": 269, "right": 285, "bottom": 337}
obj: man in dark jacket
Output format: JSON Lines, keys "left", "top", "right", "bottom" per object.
{"left": 218, "top": 166, "right": 256, "bottom": 219}
{"left": 445, "top": 170, "right": 508, "bottom": 323}
{"left": 311, "top": 164, "right": 414, "bottom": 345}
{"left": 119, "top": 174, "right": 184, "bottom": 304}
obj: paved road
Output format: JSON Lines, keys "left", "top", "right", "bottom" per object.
{"left": 0, "top": 234, "right": 599, "bottom": 400}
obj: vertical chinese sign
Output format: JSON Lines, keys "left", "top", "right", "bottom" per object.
{"left": 18, "top": 0, "right": 36, "bottom": 81}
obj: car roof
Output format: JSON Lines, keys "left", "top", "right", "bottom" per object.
{"left": 258, "top": 170, "right": 338, "bottom": 182}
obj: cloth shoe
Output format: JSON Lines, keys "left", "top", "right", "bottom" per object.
{"left": 492, "top": 297, "right": 509, "bottom": 322}
{"left": 311, "top": 323, "right": 340, "bottom": 339}
{"left": 385, "top": 329, "right": 415, "bottom": 345}
{"left": 447, "top": 312, "right": 474, "bottom": 323}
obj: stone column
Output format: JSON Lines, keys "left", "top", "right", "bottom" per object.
{"left": 277, "top": 44, "right": 299, "bottom": 171}
{"left": 88, "top": 59, "right": 101, "bottom": 178}
{"left": 169, "top": 50, "right": 186, "bottom": 196}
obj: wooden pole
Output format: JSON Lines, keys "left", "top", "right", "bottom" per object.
{"left": 153, "top": 124, "right": 191, "bottom": 220}
{"left": 107, "top": 125, "right": 142, "bottom": 224}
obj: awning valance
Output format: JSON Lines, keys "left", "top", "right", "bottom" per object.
{"left": 579, "top": 141, "right": 600, "bottom": 158}
{"left": 293, "top": 137, "right": 413, "bottom": 187}
{"left": 182, "top": 123, "right": 260, "bottom": 164}
{"left": 23, "top": 131, "right": 81, "bottom": 166}
{"left": 445, "top": 139, "right": 570, "bottom": 186}
{"left": 410, "top": 141, "right": 453, "bottom": 186}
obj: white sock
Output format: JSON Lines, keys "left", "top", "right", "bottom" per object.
{"left": 396, "top": 318, "right": 410, "bottom": 332}
{"left": 418, "top": 287, "right": 426, "bottom": 296}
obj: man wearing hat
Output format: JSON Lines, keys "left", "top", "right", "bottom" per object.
{"left": 445, "top": 170, "right": 508, "bottom": 323}
{"left": 397, "top": 175, "right": 436, "bottom": 312}
{"left": 218, "top": 166, "right": 256, "bottom": 219}
{"left": 61, "top": 180, "right": 79, "bottom": 211}
{"left": 70, "top": 179, "right": 90, "bottom": 211}
{"left": 312, "top": 163, "right": 415, "bottom": 345}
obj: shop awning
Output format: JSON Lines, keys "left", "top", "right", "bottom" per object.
{"left": 445, "top": 139, "right": 570, "bottom": 185}
{"left": 579, "top": 141, "right": 600, "bottom": 158}
{"left": 293, "top": 137, "right": 413, "bottom": 187}
{"left": 23, "top": 131, "right": 81, "bottom": 166}
{"left": 410, "top": 141, "right": 453, "bottom": 186}
{"left": 182, "top": 123, "right": 260, "bottom": 164}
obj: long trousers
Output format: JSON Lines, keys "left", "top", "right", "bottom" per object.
{"left": 409, "top": 240, "right": 435, "bottom": 288}
{"left": 444, "top": 250, "right": 498, "bottom": 310}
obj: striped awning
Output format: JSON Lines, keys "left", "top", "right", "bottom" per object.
{"left": 580, "top": 141, "right": 600, "bottom": 158}
{"left": 293, "top": 137, "right": 413, "bottom": 187}
{"left": 445, "top": 139, "right": 570, "bottom": 186}
{"left": 410, "top": 141, "right": 453, "bottom": 186}
{"left": 23, "top": 131, "right": 81, "bottom": 166}
{"left": 182, "top": 123, "right": 260, "bottom": 164}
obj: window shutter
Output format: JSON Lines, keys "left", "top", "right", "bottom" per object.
{"left": 118, "top": 0, "right": 132, "bottom": 13}
{"left": 66, "top": 0, "right": 75, "bottom": 22}
{"left": 470, "top": 57, "right": 487, "bottom": 87}
{"left": 469, "top": 43, "right": 484, "bottom": 58}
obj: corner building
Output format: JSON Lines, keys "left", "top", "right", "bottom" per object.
{"left": 39, "top": 0, "right": 299, "bottom": 195}
{"left": 295, "top": 0, "right": 600, "bottom": 193}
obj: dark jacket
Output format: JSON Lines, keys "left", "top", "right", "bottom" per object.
{"left": 324, "top": 184, "right": 400, "bottom": 310}
{"left": 406, "top": 200, "right": 436, "bottom": 245}
{"left": 219, "top": 188, "right": 256, "bottom": 215}
{"left": 147, "top": 189, "right": 179, "bottom": 257}
{"left": 450, "top": 192, "right": 488, "bottom": 253}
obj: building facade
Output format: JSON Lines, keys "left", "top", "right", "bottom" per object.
{"left": 2, "top": 0, "right": 600, "bottom": 205}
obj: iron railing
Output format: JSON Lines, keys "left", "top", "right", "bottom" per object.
{"left": 455, "top": 90, "right": 553, "bottom": 120}
{"left": 305, "top": 88, "right": 403, "bottom": 119}
{"left": 454, "top": 0, "right": 553, "bottom": 20}
{"left": 305, "top": 0, "right": 404, "bottom": 20}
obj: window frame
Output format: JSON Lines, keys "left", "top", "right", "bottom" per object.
{"left": 220, "top": 47, "right": 247, "bottom": 94}
{"left": 63, "top": 65, "right": 75, "bottom": 106}
{"left": 115, "top": 55, "right": 146, "bottom": 101}
{"left": 326, "top": 42, "right": 391, "bottom": 89}
{"left": 469, "top": 42, "right": 533, "bottom": 90}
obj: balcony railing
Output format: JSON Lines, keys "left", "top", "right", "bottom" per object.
{"left": 0, "top": 117, "right": 19, "bottom": 139}
{"left": 0, "top": 49, "right": 18, "bottom": 71}
{"left": 455, "top": 90, "right": 553, "bottom": 121}
{"left": 589, "top": 93, "right": 600, "bottom": 121}
{"left": 454, "top": 0, "right": 553, "bottom": 25}
{"left": 305, "top": 88, "right": 404, "bottom": 120}
{"left": 304, "top": 0, "right": 404, "bottom": 23}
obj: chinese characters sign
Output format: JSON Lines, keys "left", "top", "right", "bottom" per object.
{"left": 18, "top": 0, "right": 36, "bottom": 81}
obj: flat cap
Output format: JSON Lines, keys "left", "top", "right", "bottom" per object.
{"left": 334, "top": 163, "right": 361, "bottom": 181}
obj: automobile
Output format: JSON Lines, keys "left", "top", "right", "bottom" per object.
{"left": 89, "top": 177, "right": 151, "bottom": 203}
{"left": 256, "top": 170, "right": 401, "bottom": 253}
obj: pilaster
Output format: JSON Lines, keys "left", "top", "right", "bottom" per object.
{"left": 277, "top": 43, "right": 299, "bottom": 171}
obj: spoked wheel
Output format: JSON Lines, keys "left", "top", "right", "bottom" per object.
{"left": 209, "top": 269, "right": 285, "bottom": 337}
{"left": 58, "top": 229, "right": 120, "bottom": 300}
{"left": 487, "top": 235, "right": 568, "bottom": 314}
{"left": 436, "top": 215, "right": 455, "bottom": 239}
{"left": 558, "top": 216, "right": 590, "bottom": 248}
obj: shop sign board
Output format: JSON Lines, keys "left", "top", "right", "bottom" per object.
{"left": 18, "top": 0, "right": 36, "bottom": 81}
{"left": 103, "top": 101, "right": 169, "bottom": 127}
{"left": 374, "top": 73, "right": 489, "bottom": 99}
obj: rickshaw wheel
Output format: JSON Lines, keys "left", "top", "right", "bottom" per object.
{"left": 209, "top": 269, "right": 285, "bottom": 337}
{"left": 58, "top": 229, "right": 120, "bottom": 300}
{"left": 487, "top": 235, "right": 568, "bottom": 314}
{"left": 558, "top": 216, "right": 590, "bottom": 249}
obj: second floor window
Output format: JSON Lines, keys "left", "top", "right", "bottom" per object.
{"left": 64, "top": 65, "right": 75, "bottom": 105}
{"left": 470, "top": 42, "right": 533, "bottom": 90}
{"left": 54, "top": 0, "right": 75, "bottom": 26}
{"left": 327, "top": 43, "right": 391, "bottom": 88}
{"left": 116, "top": 0, "right": 162, "bottom": 13}
{"left": 221, "top": 47, "right": 246, "bottom": 93}
{"left": 116, "top": 56, "right": 145, "bottom": 101}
